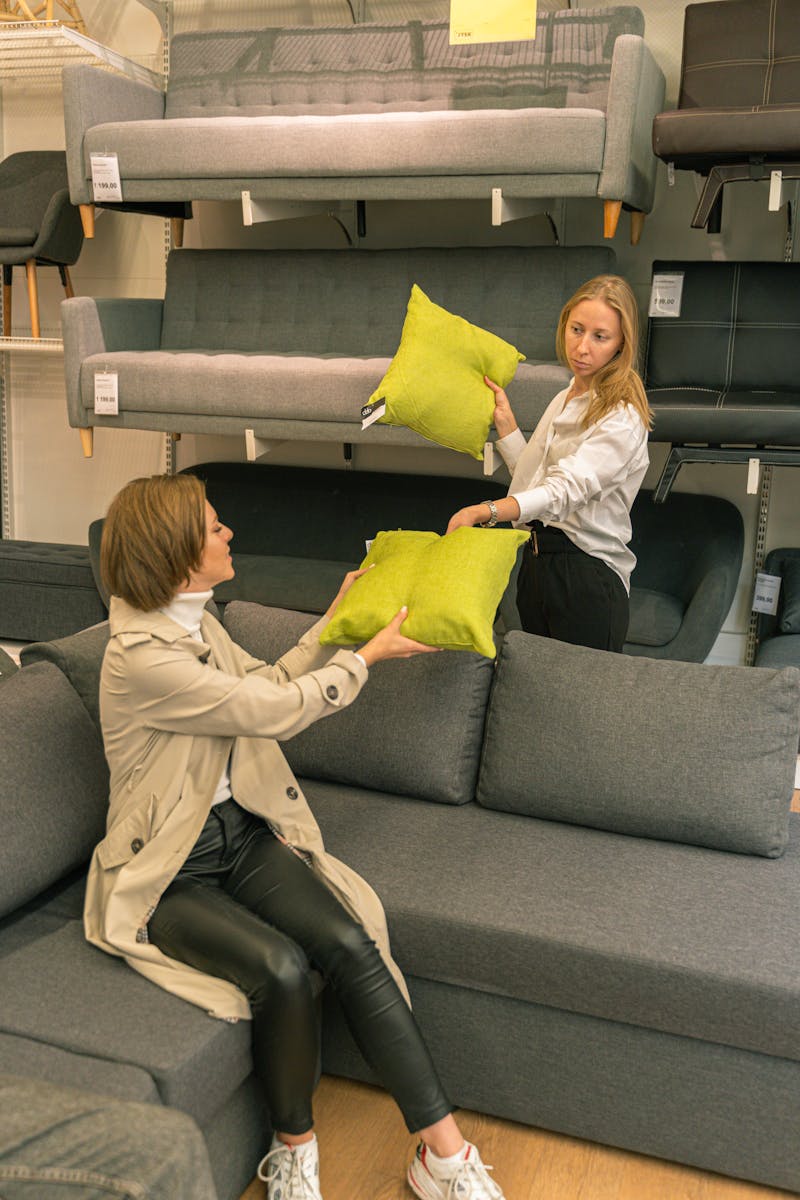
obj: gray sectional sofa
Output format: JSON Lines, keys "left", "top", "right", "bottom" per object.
{"left": 61, "top": 243, "right": 614, "bottom": 458}
{"left": 4, "top": 601, "right": 800, "bottom": 1195}
{"left": 62, "top": 9, "right": 664, "bottom": 243}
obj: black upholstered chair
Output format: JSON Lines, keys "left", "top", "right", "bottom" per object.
{"left": 644, "top": 260, "right": 800, "bottom": 501}
{"left": 652, "top": 0, "right": 800, "bottom": 230}
{"left": 624, "top": 489, "right": 744, "bottom": 663}
{"left": 755, "top": 547, "right": 800, "bottom": 671}
{"left": 0, "top": 150, "right": 84, "bottom": 339}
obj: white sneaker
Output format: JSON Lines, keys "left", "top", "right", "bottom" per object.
{"left": 257, "top": 1134, "right": 323, "bottom": 1200}
{"left": 407, "top": 1140, "right": 505, "bottom": 1200}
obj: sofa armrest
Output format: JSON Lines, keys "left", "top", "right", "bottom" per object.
{"left": 62, "top": 64, "right": 165, "bottom": 205}
{"left": 61, "top": 297, "right": 163, "bottom": 429}
{"left": 599, "top": 35, "right": 665, "bottom": 211}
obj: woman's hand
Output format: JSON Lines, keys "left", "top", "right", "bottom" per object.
{"left": 446, "top": 505, "right": 489, "bottom": 535}
{"left": 485, "top": 376, "right": 518, "bottom": 439}
{"left": 359, "top": 606, "right": 440, "bottom": 667}
{"left": 323, "top": 565, "right": 374, "bottom": 623}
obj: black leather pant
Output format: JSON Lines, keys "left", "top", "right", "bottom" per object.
{"left": 147, "top": 799, "right": 452, "bottom": 1136}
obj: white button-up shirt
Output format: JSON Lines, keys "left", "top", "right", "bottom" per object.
{"left": 496, "top": 383, "right": 649, "bottom": 593}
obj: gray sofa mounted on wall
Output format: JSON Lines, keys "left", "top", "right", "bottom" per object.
{"left": 62, "top": 8, "right": 665, "bottom": 244}
{"left": 61, "top": 243, "right": 615, "bottom": 458}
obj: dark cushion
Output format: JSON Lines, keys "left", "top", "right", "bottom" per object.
{"left": 307, "top": 781, "right": 800, "bottom": 1065}
{"left": 627, "top": 587, "right": 684, "bottom": 647}
{"left": 756, "top": 635, "right": 800, "bottom": 670}
{"left": 0, "top": 662, "right": 109, "bottom": 918}
{"left": 477, "top": 631, "right": 800, "bottom": 857}
{"left": 223, "top": 602, "right": 493, "bottom": 805}
{"left": 0, "top": 922, "right": 251, "bottom": 1127}
{"left": 214, "top": 553, "right": 356, "bottom": 616}
{"left": 21, "top": 622, "right": 110, "bottom": 731}
{"left": 778, "top": 558, "right": 800, "bottom": 635}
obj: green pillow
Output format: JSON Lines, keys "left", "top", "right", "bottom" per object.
{"left": 366, "top": 284, "right": 525, "bottom": 461}
{"left": 320, "top": 526, "right": 530, "bottom": 658}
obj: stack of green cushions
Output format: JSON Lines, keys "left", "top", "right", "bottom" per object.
{"left": 367, "top": 284, "right": 526, "bottom": 461}
{"left": 320, "top": 526, "right": 530, "bottom": 658}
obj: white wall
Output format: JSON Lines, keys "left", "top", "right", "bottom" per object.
{"left": 2, "top": 0, "right": 798, "bottom": 665}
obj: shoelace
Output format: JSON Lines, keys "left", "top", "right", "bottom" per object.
{"left": 257, "top": 1143, "right": 319, "bottom": 1199}
{"left": 445, "top": 1154, "right": 501, "bottom": 1200}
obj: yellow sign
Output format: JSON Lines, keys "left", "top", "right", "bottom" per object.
{"left": 449, "top": 0, "right": 537, "bottom": 46}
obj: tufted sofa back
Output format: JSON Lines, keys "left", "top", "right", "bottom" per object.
{"left": 165, "top": 9, "right": 645, "bottom": 121}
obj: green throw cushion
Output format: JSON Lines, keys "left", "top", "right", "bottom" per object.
{"left": 320, "top": 527, "right": 529, "bottom": 658}
{"left": 367, "top": 284, "right": 525, "bottom": 460}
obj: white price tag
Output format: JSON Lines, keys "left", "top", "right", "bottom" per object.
{"left": 482, "top": 440, "right": 495, "bottom": 476}
{"left": 648, "top": 272, "right": 684, "bottom": 318}
{"left": 752, "top": 572, "right": 781, "bottom": 616}
{"left": 94, "top": 370, "right": 119, "bottom": 415}
{"left": 747, "top": 457, "right": 760, "bottom": 494}
{"left": 90, "top": 153, "right": 123, "bottom": 203}
{"left": 364, "top": 539, "right": 374, "bottom": 555}
{"left": 361, "top": 399, "right": 386, "bottom": 430}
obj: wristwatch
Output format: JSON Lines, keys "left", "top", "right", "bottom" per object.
{"left": 479, "top": 500, "right": 499, "bottom": 528}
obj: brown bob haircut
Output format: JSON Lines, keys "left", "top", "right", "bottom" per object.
{"left": 100, "top": 473, "right": 207, "bottom": 612}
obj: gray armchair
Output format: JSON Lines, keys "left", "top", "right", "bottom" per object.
{"left": 0, "top": 151, "right": 83, "bottom": 339}
{"left": 755, "top": 548, "right": 800, "bottom": 671}
{"left": 625, "top": 490, "right": 744, "bottom": 663}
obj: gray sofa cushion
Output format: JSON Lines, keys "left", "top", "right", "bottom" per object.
{"left": 477, "top": 631, "right": 800, "bottom": 856}
{"left": 20, "top": 621, "right": 110, "bottom": 730}
{"left": 0, "top": 663, "right": 109, "bottom": 919}
{"left": 308, "top": 781, "right": 800, "bottom": 1065}
{"left": 223, "top": 602, "right": 493, "bottom": 805}
{"left": 0, "top": 1032, "right": 160, "bottom": 1103}
{"left": 0, "top": 921, "right": 251, "bottom": 1128}
{"left": 756, "top": 635, "right": 800, "bottom": 670}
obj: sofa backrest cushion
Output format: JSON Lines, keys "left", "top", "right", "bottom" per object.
{"left": 477, "top": 631, "right": 800, "bottom": 857}
{"left": 645, "top": 260, "right": 800, "bottom": 395}
{"left": 224, "top": 602, "right": 493, "bottom": 804}
{"left": 166, "top": 10, "right": 644, "bottom": 120}
{"left": 0, "top": 662, "right": 109, "bottom": 918}
{"left": 20, "top": 621, "right": 110, "bottom": 732}
{"left": 778, "top": 558, "right": 800, "bottom": 635}
{"left": 159, "top": 246, "right": 616, "bottom": 360}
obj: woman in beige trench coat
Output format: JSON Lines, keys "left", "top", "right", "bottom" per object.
{"left": 84, "top": 474, "right": 506, "bottom": 1200}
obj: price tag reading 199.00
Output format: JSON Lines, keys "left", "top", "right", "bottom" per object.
{"left": 90, "top": 153, "right": 123, "bottom": 203}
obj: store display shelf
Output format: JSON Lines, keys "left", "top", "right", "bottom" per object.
{"left": 0, "top": 21, "right": 163, "bottom": 85}
{"left": 0, "top": 335, "right": 63, "bottom": 353}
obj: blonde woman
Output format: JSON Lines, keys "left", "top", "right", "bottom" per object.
{"left": 447, "top": 274, "right": 652, "bottom": 652}
{"left": 85, "top": 473, "right": 506, "bottom": 1200}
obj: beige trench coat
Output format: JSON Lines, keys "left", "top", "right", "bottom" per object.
{"left": 84, "top": 596, "right": 410, "bottom": 1020}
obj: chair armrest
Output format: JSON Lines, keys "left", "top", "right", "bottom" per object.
{"left": 599, "top": 35, "right": 665, "bottom": 211}
{"left": 659, "top": 566, "right": 736, "bottom": 664}
{"left": 32, "top": 188, "right": 84, "bottom": 266}
{"left": 62, "top": 64, "right": 165, "bottom": 205}
{"left": 61, "top": 297, "right": 163, "bottom": 429}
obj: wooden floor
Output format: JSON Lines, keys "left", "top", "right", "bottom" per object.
{"left": 242, "top": 786, "right": 800, "bottom": 1200}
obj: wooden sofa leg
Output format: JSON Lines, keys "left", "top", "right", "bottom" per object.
{"left": 79, "top": 427, "right": 94, "bottom": 457}
{"left": 630, "top": 210, "right": 646, "bottom": 246}
{"left": 603, "top": 200, "right": 622, "bottom": 239}
{"left": 79, "top": 204, "right": 95, "bottom": 238}
{"left": 170, "top": 217, "right": 184, "bottom": 248}
{"left": 2, "top": 265, "right": 11, "bottom": 337}
{"left": 25, "top": 259, "right": 40, "bottom": 339}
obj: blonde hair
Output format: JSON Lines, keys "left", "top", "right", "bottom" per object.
{"left": 555, "top": 274, "right": 653, "bottom": 431}
{"left": 100, "top": 473, "right": 207, "bottom": 611}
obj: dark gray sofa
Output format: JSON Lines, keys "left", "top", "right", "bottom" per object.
{"left": 756, "top": 547, "right": 800, "bottom": 671}
{"left": 4, "top": 602, "right": 800, "bottom": 1194}
{"left": 62, "top": 10, "right": 664, "bottom": 243}
{"left": 61, "top": 243, "right": 615, "bottom": 458}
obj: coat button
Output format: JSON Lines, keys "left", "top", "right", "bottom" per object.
{"left": 131, "top": 837, "right": 144, "bottom": 854}
{"left": 286, "top": 786, "right": 298, "bottom": 800}
{"left": 326, "top": 684, "right": 339, "bottom": 700}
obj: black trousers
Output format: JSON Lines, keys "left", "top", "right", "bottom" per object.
{"left": 147, "top": 799, "right": 452, "bottom": 1136}
{"left": 516, "top": 521, "right": 629, "bottom": 652}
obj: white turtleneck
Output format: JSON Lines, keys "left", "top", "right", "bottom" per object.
{"left": 159, "top": 590, "right": 232, "bottom": 807}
